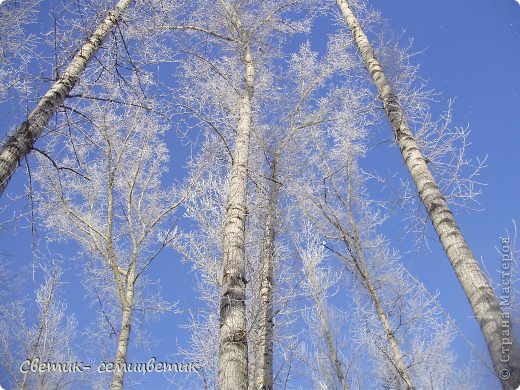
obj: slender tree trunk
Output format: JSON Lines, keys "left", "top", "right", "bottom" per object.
{"left": 336, "top": 1, "right": 520, "bottom": 387}
{"left": 365, "top": 279, "right": 413, "bottom": 389}
{"left": 106, "top": 148, "right": 135, "bottom": 390}
{"left": 351, "top": 248, "right": 413, "bottom": 389}
{"left": 218, "top": 5, "right": 255, "bottom": 386}
{"left": 344, "top": 163, "right": 414, "bottom": 389}
{"left": 0, "top": 0, "right": 135, "bottom": 196}
{"left": 110, "top": 249, "right": 137, "bottom": 390}
{"left": 111, "top": 281, "right": 135, "bottom": 390}
{"left": 256, "top": 161, "right": 279, "bottom": 390}
{"left": 304, "top": 253, "right": 348, "bottom": 390}
{"left": 316, "top": 298, "right": 348, "bottom": 390}
{"left": 247, "top": 289, "right": 262, "bottom": 389}
{"left": 20, "top": 272, "right": 58, "bottom": 390}
{"left": 248, "top": 331, "right": 258, "bottom": 390}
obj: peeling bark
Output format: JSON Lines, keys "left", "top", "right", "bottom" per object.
{"left": 0, "top": 0, "right": 135, "bottom": 196}
{"left": 336, "top": 1, "right": 520, "bottom": 387}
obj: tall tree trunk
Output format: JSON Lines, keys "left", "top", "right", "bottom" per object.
{"left": 343, "top": 163, "right": 414, "bottom": 389}
{"left": 256, "top": 160, "right": 279, "bottom": 390}
{"left": 218, "top": 4, "right": 255, "bottom": 387}
{"left": 0, "top": 0, "right": 135, "bottom": 196}
{"left": 336, "top": 1, "right": 520, "bottom": 387}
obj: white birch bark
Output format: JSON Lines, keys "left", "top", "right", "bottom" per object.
{"left": 111, "top": 275, "right": 135, "bottom": 390}
{"left": 218, "top": 71, "right": 253, "bottom": 390}
{"left": 218, "top": 4, "right": 256, "bottom": 388}
{"left": 256, "top": 161, "right": 279, "bottom": 390}
{"left": 0, "top": 0, "right": 135, "bottom": 196}
{"left": 106, "top": 151, "right": 135, "bottom": 390}
{"left": 336, "top": 1, "right": 520, "bottom": 387}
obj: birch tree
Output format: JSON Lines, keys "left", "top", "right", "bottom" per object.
{"left": 0, "top": 0, "right": 135, "bottom": 196}
{"left": 283, "top": 48, "right": 485, "bottom": 386}
{"left": 294, "top": 224, "right": 349, "bottom": 390}
{"left": 179, "top": 133, "right": 299, "bottom": 389}
{"left": 334, "top": 1, "right": 520, "bottom": 387}
{"left": 0, "top": 262, "right": 79, "bottom": 390}
{"left": 240, "top": 35, "right": 361, "bottom": 388}
{"left": 293, "top": 139, "right": 478, "bottom": 388}
{"left": 292, "top": 151, "right": 416, "bottom": 386}
{"left": 171, "top": 3, "right": 259, "bottom": 384}
{"left": 171, "top": 1, "right": 314, "bottom": 387}
{"left": 251, "top": 41, "right": 346, "bottom": 388}
{"left": 215, "top": 5, "right": 255, "bottom": 387}
{"left": 33, "top": 97, "right": 182, "bottom": 389}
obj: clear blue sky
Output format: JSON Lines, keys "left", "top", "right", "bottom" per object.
{"left": 1, "top": 0, "right": 519, "bottom": 388}
{"left": 369, "top": 0, "right": 520, "bottom": 387}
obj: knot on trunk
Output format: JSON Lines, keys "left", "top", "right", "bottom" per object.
{"left": 228, "top": 329, "right": 246, "bottom": 343}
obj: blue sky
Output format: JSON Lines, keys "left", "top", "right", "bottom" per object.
{"left": 1, "top": 0, "right": 519, "bottom": 388}
{"left": 368, "top": 0, "right": 520, "bottom": 387}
